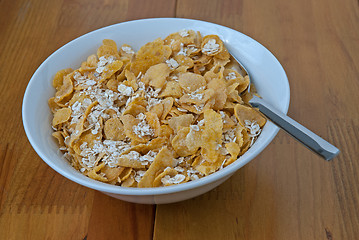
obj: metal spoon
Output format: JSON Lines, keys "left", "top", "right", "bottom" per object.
{"left": 229, "top": 54, "right": 340, "bottom": 161}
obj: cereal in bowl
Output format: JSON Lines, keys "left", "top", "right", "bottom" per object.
{"left": 49, "top": 30, "right": 266, "bottom": 187}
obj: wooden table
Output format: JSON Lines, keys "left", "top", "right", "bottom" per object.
{"left": 1, "top": 0, "right": 358, "bottom": 239}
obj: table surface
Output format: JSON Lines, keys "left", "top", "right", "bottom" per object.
{"left": 1, "top": 0, "right": 358, "bottom": 239}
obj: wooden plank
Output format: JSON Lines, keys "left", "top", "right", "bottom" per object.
{"left": 0, "top": 140, "right": 94, "bottom": 239}
{"left": 126, "top": 0, "right": 176, "bottom": 20}
{"left": 154, "top": 0, "right": 359, "bottom": 239}
{"left": 0, "top": 0, "right": 174, "bottom": 238}
{"left": 87, "top": 192, "right": 155, "bottom": 240}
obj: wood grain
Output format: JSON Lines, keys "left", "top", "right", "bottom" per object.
{"left": 87, "top": 192, "right": 155, "bottom": 240}
{"left": 1, "top": 0, "right": 358, "bottom": 239}
{"left": 154, "top": 0, "right": 359, "bottom": 239}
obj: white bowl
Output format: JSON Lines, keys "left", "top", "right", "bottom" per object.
{"left": 22, "top": 18, "right": 290, "bottom": 204}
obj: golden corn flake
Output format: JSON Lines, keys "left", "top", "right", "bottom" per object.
{"left": 119, "top": 44, "right": 135, "bottom": 60}
{"left": 49, "top": 30, "right": 266, "bottom": 188}
{"left": 121, "top": 114, "right": 150, "bottom": 143}
{"left": 52, "top": 107, "right": 71, "bottom": 126}
{"left": 52, "top": 131, "right": 65, "bottom": 147}
{"left": 102, "top": 166, "right": 124, "bottom": 183}
{"left": 207, "top": 78, "right": 227, "bottom": 110}
{"left": 168, "top": 114, "right": 194, "bottom": 133}
{"left": 195, "top": 155, "right": 225, "bottom": 176}
{"left": 138, "top": 147, "right": 176, "bottom": 187}
{"left": 130, "top": 38, "right": 171, "bottom": 76}
{"left": 54, "top": 74, "right": 73, "bottom": 103}
{"left": 48, "top": 97, "right": 61, "bottom": 113}
{"left": 224, "top": 142, "right": 241, "bottom": 167}
{"left": 97, "top": 39, "right": 119, "bottom": 59}
{"left": 185, "top": 125, "right": 202, "bottom": 154}
{"left": 143, "top": 63, "right": 171, "bottom": 89}
{"left": 104, "top": 117, "right": 125, "bottom": 141}
{"left": 121, "top": 173, "right": 136, "bottom": 187}
{"left": 123, "top": 70, "right": 138, "bottom": 91}
{"left": 178, "top": 72, "right": 206, "bottom": 92}
{"left": 149, "top": 102, "right": 163, "bottom": 118}
{"left": 119, "top": 167, "right": 133, "bottom": 182}
{"left": 201, "top": 34, "right": 224, "bottom": 56}
{"left": 234, "top": 104, "right": 266, "bottom": 127}
{"left": 145, "top": 112, "right": 161, "bottom": 137}
{"left": 53, "top": 68, "right": 73, "bottom": 90}
{"left": 172, "top": 127, "right": 193, "bottom": 157}
{"left": 174, "top": 55, "right": 194, "bottom": 68}
{"left": 153, "top": 167, "right": 178, "bottom": 187}
{"left": 81, "top": 54, "right": 98, "bottom": 72}
{"left": 100, "top": 60, "right": 123, "bottom": 82}
{"left": 159, "top": 81, "right": 183, "bottom": 98}
{"left": 117, "top": 154, "right": 144, "bottom": 168}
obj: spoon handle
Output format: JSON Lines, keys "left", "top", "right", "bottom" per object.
{"left": 249, "top": 95, "right": 340, "bottom": 160}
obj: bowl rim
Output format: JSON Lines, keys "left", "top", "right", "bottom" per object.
{"left": 22, "top": 17, "right": 290, "bottom": 196}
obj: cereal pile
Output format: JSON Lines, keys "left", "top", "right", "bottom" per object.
{"left": 49, "top": 30, "right": 266, "bottom": 187}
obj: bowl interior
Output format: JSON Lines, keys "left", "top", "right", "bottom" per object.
{"left": 22, "top": 18, "right": 290, "bottom": 195}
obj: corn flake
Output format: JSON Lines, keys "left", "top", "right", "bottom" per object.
{"left": 142, "top": 63, "right": 171, "bottom": 89}
{"left": 138, "top": 147, "right": 176, "bottom": 187}
{"left": 130, "top": 38, "right": 172, "bottom": 76}
{"left": 52, "top": 107, "right": 71, "bottom": 126}
{"left": 104, "top": 117, "right": 126, "bottom": 141}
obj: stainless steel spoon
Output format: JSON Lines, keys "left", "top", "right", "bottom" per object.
{"left": 229, "top": 54, "right": 340, "bottom": 160}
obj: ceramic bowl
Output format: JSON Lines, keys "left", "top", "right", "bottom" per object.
{"left": 22, "top": 18, "right": 290, "bottom": 204}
